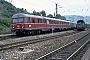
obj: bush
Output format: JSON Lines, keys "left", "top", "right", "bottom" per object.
{"left": 0, "top": 17, "right": 11, "bottom": 34}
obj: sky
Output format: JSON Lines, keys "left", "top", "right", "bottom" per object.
{"left": 5, "top": 0, "right": 90, "bottom": 16}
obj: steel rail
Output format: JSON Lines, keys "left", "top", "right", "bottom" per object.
{"left": 66, "top": 38, "right": 90, "bottom": 60}
{"left": 36, "top": 32, "right": 90, "bottom": 60}
{"left": 0, "top": 31, "right": 77, "bottom": 51}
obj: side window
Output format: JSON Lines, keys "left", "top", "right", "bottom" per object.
{"left": 31, "top": 18, "right": 35, "bottom": 23}
{"left": 55, "top": 21, "right": 57, "bottom": 24}
{"left": 38, "top": 19, "right": 42, "bottom": 23}
{"left": 32, "top": 19, "right": 35, "bottom": 23}
{"left": 43, "top": 19, "right": 46, "bottom": 23}
{"left": 28, "top": 17, "right": 30, "bottom": 23}
{"left": 52, "top": 20, "right": 54, "bottom": 24}
{"left": 49, "top": 20, "right": 51, "bottom": 24}
{"left": 54, "top": 21, "right": 56, "bottom": 24}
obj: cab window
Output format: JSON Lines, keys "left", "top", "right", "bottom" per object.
{"left": 13, "top": 19, "right": 18, "bottom": 23}
{"left": 19, "top": 18, "right": 24, "bottom": 23}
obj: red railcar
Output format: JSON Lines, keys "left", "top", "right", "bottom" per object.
{"left": 11, "top": 13, "right": 76, "bottom": 35}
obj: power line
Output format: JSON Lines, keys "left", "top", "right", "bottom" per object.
{"left": 59, "top": 0, "right": 86, "bottom": 15}
{"left": 84, "top": 0, "right": 89, "bottom": 11}
{"left": 10, "top": 0, "right": 12, "bottom": 3}
{"left": 85, "top": 0, "right": 89, "bottom": 8}
{"left": 48, "top": 0, "right": 56, "bottom": 4}
{"left": 48, "top": 0, "right": 58, "bottom": 15}
{"left": 49, "top": 0, "right": 90, "bottom": 16}
{"left": 18, "top": 0, "right": 45, "bottom": 9}
{"left": 16, "top": 0, "right": 64, "bottom": 16}
{"left": 48, "top": 0, "right": 84, "bottom": 15}
{"left": 15, "top": 0, "right": 55, "bottom": 14}
{"left": 48, "top": 0, "right": 63, "bottom": 15}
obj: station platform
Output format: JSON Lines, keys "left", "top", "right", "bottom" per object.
{"left": 81, "top": 47, "right": 90, "bottom": 60}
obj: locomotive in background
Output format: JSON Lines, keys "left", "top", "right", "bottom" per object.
{"left": 76, "top": 20, "right": 86, "bottom": 31}
{"left": 11, "top": 13, "right": 76, "bottom": 35}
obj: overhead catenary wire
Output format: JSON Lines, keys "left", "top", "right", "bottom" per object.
{"left": 6, "top": 0, "right": 90, "bottom": 16}
{"left": 85, "top": 0, "right": 89, "bottom": 8}
{"left": 60, "top": 0, "right": 85, "bottom": 15}
{"left": 16, "top": 0, "right": 47, "bottom": 10}
{"left": 10, "top": 0, "right": 81, "bottom": 15}
{"left": 48, "top": 0, "right": 56, "bottom": 4}
{"left": 12, "top": 0, "right": 56, "bottom": 14}
{"left": 84, "top": 0, "right": 89, "bottom": 12}
{"left": 48, "top": 0, "right": 85, "bottom": 16}
{"left": 49, "top": 0, "right": 90, "bottom": 22}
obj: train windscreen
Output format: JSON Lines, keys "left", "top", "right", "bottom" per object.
{"left": 13, "top": 18, "right": 24, "bottom": 23}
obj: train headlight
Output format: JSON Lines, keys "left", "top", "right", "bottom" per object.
{"left": 13, "top": 26, "right": 14, "bottom": 28}
{"left": 29, "top": 25, "right": 31, "bottom": 27}
{"left": 22, "top": 26, "right": 24, "bottom": 28}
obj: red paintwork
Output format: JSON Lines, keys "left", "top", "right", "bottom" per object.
{"left": 11, "top": 14, "right": 76, "bottom": 32}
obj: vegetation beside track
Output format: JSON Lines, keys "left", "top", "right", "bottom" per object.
{"left": 0, "top": 0, "right": 29, "bottom": 34}
{"left": 0, "top": 0, "right": 67, "bottom": 34}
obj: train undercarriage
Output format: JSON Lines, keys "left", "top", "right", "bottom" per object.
{"left": 11, "top": 27, "right": 75, "bottom": 36}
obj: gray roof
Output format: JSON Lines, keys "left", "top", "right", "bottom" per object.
{"left": 12, "top": 13, "right": 75, "bottom": 23}
{"left": 45, "top": 17, "right": 74, "bottom": 23}
{"left": 12, "top": 13, "right": 44, "bottom": 18}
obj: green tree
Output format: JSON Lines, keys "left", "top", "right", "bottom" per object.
{"left": 20, "top": 8, "right": 24, "bottom": 12}
{"left": 61, "top": 16, "right": 66, "bottom": 20}
{"left": 0, "top": 0, "right": 29, "bottom": 34}
{"left": 47, "top": 14, "right": 53, "bottom": 18}
{"left": 55, "top": 14, "right": 62, "bottom": 19}
{"left": 36, "top": 12, "right": 41, "bottom": 16}
{"left": 32, "top": 10, "right": 37, "bottom": 15}
{"left": 40, "top": 10, "right": 46, "bottom": 17}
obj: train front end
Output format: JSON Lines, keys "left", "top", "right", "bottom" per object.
{"left": 76, "top": 20, "right": 85, "bottom": 31}
{"left": 11, "top": 14, "right": 25, "bottom": 35}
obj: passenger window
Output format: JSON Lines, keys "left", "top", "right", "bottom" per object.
{"left": 49, "top": 20, "right": 51, "bottom": 24}
{"left": 43, "top": 19, "right": 46, "bottom": 23}
{"left": 28, "top": 17, "right": 30, "bottom": 23}
{"left": 52, "top": 21, "right": 54, "bottom": 24}
{"left": 38, "top": 19, "right": 42, "bottom": 23}
{"left": 32, "top": 19, "right": 35, "bottom": 23}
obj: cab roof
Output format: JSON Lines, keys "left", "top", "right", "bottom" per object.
{"left": 12, "top": 13, "right": 44, "bottom": 19}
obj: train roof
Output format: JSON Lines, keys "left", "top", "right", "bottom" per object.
{"left": 45, "top": 17, "right": 74, "bottom": 23}
{"left": 77, "top": 20, "right": 84, "bottom": 22}
{"left": 12, "top": 13, "right": 44, "bottom": 19}
{"left": 77, "top": 20, "right": 85, "bottom": 24}
{"left": 12, "top": 13, "right": 75, "bottom": 23}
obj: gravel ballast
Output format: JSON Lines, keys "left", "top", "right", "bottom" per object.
{"left": 0, "top": 30, "right": 89, "bottom": 60}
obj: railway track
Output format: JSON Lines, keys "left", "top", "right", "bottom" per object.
{"left": 0, "top": 30, "right": 89, "bottom": 60}
{"left": 0, "top": 30, "right": 75, "bottom": 41}
{"left": 0, "top": 34, "right": 17, "bottom": 41}
{"left": 70, "top": 38, "right": 90, "bottom": 60}
{"left": 36, "top": 31, "right": 90, "bottom": 60}
{"left": 0, "top": 31, "right": 78, "bottom": 51}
